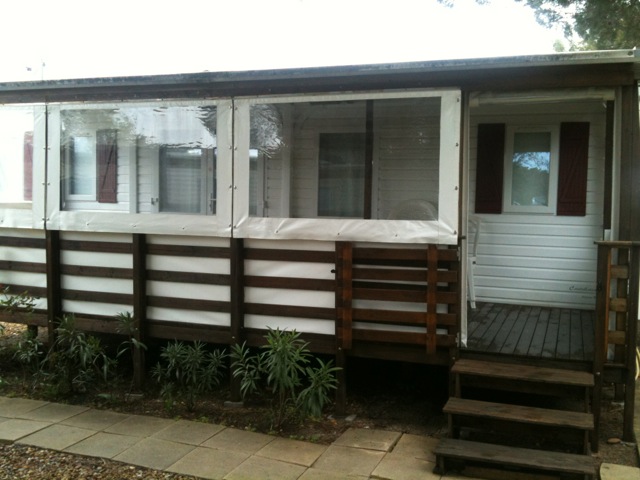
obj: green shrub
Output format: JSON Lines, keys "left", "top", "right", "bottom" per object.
{"left": 230, "top": 328, "right": 339, "bottom": 430}
{"left": 151, "top": 340, "right": 226, "bottom": 412}
{"left": 40, "top": 314, "right": 115, "bottom": 397}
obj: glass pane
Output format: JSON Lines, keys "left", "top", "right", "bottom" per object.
{"left": 511, "top": 132, "right": 551, "bottom": 206}
{"left": 248, "top": 97, "right": 441, "bottom": 220}
{"left": 0, "top": 107, "right": 36, "bottom": 203}
{"left": 318, "top": 133, "right": 365, "bottom": 217}
{"left": 61, "top": 104, "right": 217, "bottom": 213}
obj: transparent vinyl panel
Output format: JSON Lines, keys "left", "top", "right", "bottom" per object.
{"left": 248, "top": 97, "right": 441, "bottom": 221}
{"left": 60, "top": 104, "right": 217, "bottom": 214}
{"left": 0, "top": 106, "right": 38, "bottom": 204}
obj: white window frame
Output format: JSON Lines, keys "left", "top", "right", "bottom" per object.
{"left": 503, "top": 124, "right": 560, "bottom": 215}
{"left": 46, "top": 100, "right": 233, "bottom": 236}
{"left": 233, "top": 89, "right": 461, "bottom": 245}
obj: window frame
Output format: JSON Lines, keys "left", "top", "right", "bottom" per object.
{"left": 503, "top": 124, "right": 560, "bottom": 215}
{"left": 46, "top": 100, "right": 233, "bottom": 236}
{"left": 233, "top": 89, "right": 461, "bottom": 245}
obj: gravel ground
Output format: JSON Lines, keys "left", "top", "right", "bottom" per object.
{"left": 0, "top": 444, "right": 197, "bottom": 480}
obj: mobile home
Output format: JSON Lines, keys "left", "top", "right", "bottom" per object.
{"left": 1, "top": 50, "right": 639, "bottom": 477}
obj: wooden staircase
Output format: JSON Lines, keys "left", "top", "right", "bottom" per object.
{"left": 434, "top": 357, "right": 597, "bottom": 479}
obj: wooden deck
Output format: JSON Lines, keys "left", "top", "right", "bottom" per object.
{"left": 465, "top": 302, "right": 595, "bottom": 362}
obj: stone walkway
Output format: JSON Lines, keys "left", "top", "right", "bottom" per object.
{"left": 0, "top": 395, "right": 637, "bottom": 479}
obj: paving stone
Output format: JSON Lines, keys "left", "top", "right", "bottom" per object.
{"left": 201, "top": 427, "right": 274, "bottom": 454}
{"left": 113, "top": 437, "right": 195, "bottom": 470}
{"left": 600, "top": 463, "right": 640, "bottom": 480}
{"left": 18, "top": 424, "right": 94, "bottom": 450}
{"left": 372, "top": 452, "right": 440, "bottom": 480}
{"left": 0, "top": 397, "right": 48, "bottom": 417}
{"left": 255, "top": 437, "right": 327, "bottom": 467}
{"left": 333, "top": 427, "right": 402, "bottom": 452}
{"left": 152, "top": 419, "right": 224, "bottom": 445}
{"left": 298, "top": 469, "right": 369, "bottom": 480}
{"left": 312, "top": 445, "right": 385, "bottom": 477}
{"left": 61, "top": 409, "right": 130, "bottom": 430}
{"left": 167, "top": 446, "right": 250, "bottom": 479}
{"left": 225, "top": 455, "right": 307, "bottom": 480}
{"left": 65, "top": 432, "right": 141, "bottom": 459}
{"left": 19, "top": 402, "right": 89, "bottom": 423}
{"left": 0, "top": 418, "right": 51, "bottom": 442}
{"left": 105, "top": 414, "right": 175, "bottom": 437}
{"left": 392, "top": 433, "right": 439, "bottom": 462}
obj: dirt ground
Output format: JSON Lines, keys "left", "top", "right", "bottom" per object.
{"left": 0, "top": 322, "right": 637, "bottom": 478}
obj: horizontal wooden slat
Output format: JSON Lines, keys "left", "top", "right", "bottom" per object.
{"left": 147, "top": 320, "right": 232, "bottom": 344}
{"left": 0, "top": 311, "right": 48, "bottom": 327}
{"left": 0, "top": 236, "right": 46, "bottom": 249}
{"left": 354, "top": 287, "right": 457, "bottom": 304}
{"left": 353, "top": 267, "right": 457, "bottom": 283}
{"left": 435, "top": 439, "right": 596, "bottom": 476}
{"left": 61, "top": 265, "right": 132, "bottom": 279}
{"left": 0, "top": 260, "right": 46, "bottom": 274}
{"left": 245, "top": 303, "right": 335, "bottom": 320}
{"left": 444, "top": 397, "right": 593, "bottom": 430}
{"left": 146, "top": 244, "right": 230, "bottom": 258}
{"left": 353, "top": 247, "right": 457, "bottom": 262}
{"left": 0, "top": 284, "right": 47, "bottom": 298}
{"left": 244, "top": 276, "right": 334, "bottom": 291}
{"left": 244, "top": 328, "right": 336, "bottom": 354}
{"left": 60, "top": 240, "right": 132, "bottom": 254}
{"left": 607, "top": 330, "right": 627, "bottom": 345}
{"left": 244, "top": 248, "right": 334, "bottom": 263}
{"left": 147, "top": 270, "right": 230, "bottom": 286}
{"left": 353, "top": 308, "right": 457, "bottom": 327}
{"left": 609, "top": 297, "right": 628, "bottom": 312}
{"left": 610, "top": 264, "right": 629, "bottom": 279}
{"left": 352, "top": 329, "right": 456, "bottom": 347}
{"left": 62, "top": 289, "right": 133, "bottom": 305}
{"left": 147, "top": 296, "right": 230, "bottom": 313}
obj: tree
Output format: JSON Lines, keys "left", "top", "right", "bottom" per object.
{"left": 440, "top": 0, "right": 640, "bottom": 50}
{"left": 519, "top": 0, "right": 640, "bottom": 50}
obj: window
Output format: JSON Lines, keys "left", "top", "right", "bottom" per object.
{"left": 503, "top": 127, "right": 559, "bottom": 214}
{"left": 60, "top": 104, "right": 218, "bottom": 214}
{"left": 0, "top": 107, "right": 37, "bottom": 204}
{"left": 475, "top": 122, "right": 589, "bottom": 216}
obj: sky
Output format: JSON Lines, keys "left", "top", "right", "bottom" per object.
{"left": 0, "top": 0, "right": 566, "bottom": 82}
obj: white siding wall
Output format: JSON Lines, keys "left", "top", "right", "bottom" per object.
{"left": 469, "top": 101, "right": 607, "bottom": 309}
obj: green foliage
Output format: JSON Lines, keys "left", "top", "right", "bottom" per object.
{"left": 114, "top": 311, "right": 147, "bottom": 362}
{"left": 13, "top": 328, "right": 44, "bottom": 380}
{"left": 40, "top": 314, "right": 115, "bottom": 397}
{"left": 230, "top": 328, "right": 339, "bottom": 430}
{"left": 151, "top": 340, "right": 226, "bottom": 412}
{"left": 0, "top": 286, "right": 36, "bottom": 316}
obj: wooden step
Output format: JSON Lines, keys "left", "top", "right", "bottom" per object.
{"left": 452, "top": 358, "right": 594, "bottom": 387}
{"left": 435, "top": 438, "right": 596, "bottom": 477}
{"left": 444, "top": 397, "right": 593, "bottom": 430}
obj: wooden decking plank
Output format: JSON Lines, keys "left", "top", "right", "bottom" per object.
{"left": 452, "top": 358, "right": 594, "bottom": 387}
{"left": 487, "top": 305, "right": 519, "bottom": 353}
{"left": 570, "top": 309, "right": 585, "bottom": 361}
{"left": 469, "top": 304, "right": 510, "bottom": 351}
{"left": 466, "top": 302, "right": 494, "bottom": 339}
{"left": 541, "top": 307, "right": 560, "bottom": 358}
{"left": 513, "top": 306, "right": 540, "bottom": 356}
{"left": 444, "top": 397, "right": 593, "bottom": 430}
{"left": 581, "top": 310, "right": 595, "bottom": 359}
{"left": 556, "top": 309, "right": 572, "bottom": 359}
{"left": 499, "top": 306, "right": 530, "bottom": 355}
{"left": 435, "top": 439, "right": 596, "bottom": 476}
{"left": 527, "top": 307, "right": 550, "bottom": 357}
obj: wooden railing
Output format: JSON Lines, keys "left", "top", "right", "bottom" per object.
{"left": 594, "top": 241, "right": 639, "bottom": 442}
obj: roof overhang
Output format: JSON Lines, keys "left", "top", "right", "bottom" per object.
{"left": 0, "top": 49, "right": 638, "bottom": 104}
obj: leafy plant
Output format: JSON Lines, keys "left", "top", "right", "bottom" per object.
{"left": 114, "top": 311, "right": 147, "bottom": 365}
{"left": 0, "top": 286, "right": 36, "bottom": 316}
{"left": 230, "top": 328, "right": 340, "bottom": 430}
{"left": 151, "top": 340, "right": 226, "bottom": 412}
{"left": 40, "top": 314, "right": 115, "bottom": 397}
{"left": 13, "top": 328, "right": 44, "bottom": 382}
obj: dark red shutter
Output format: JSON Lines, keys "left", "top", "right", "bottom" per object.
{"left": 23, "top": 131, "right": 33, "bottom": 201}
{"left": 475, "top": 123, "right": 505, "bottom": 214}
{"left": 96, "top": 129, "right": 118, "bottom": 203}
{"left": 557, "top": 122, "right": 589, "bottom": 216}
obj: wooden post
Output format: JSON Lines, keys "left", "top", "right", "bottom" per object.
{"left": 45, "top": 230, "right": 62, "bottom": 346}
{"left": 132, "top": 234, "right": 147, "bottom": 390}
{"left": 334, "top": 241, "right": 352, "bottom": 415}
{"left": 229, "top": 238, "right": 245, "bottom": 403}
{"left": 622, "top": 244, "right": 639, "bottom": 442}
{"left": 363, "top": 100, "right": 374, "bottom": 220}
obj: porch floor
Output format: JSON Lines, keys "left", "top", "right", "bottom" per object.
{"left": 465, "top": 302, "right": 595, "bottom": 362}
